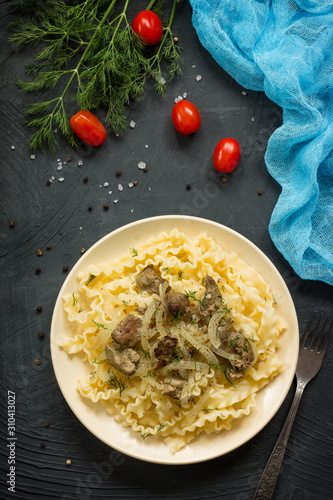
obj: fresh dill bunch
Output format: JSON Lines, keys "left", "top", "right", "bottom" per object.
{"left": 9, "top": 0, "right": 182, "bottom": 152}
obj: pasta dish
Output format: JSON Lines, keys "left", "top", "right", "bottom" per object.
{"left": 59, "top": 229, "right": 285, "bottom": 453}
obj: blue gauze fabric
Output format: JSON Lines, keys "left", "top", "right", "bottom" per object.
{"left": 189, "top": 0, "right": 333, "bottom": 286}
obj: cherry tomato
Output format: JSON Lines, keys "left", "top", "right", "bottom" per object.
{"left": 70, "top": 110, "right": 107, "bottom": 147}
{"left": 172, "top": 100, "right": 201, "bottom": 135}
{"left": 213, "top": 138, "right": 241, "bottom": 173}
{"left": 132, "top": 10, "right": 163, "bottom": 46}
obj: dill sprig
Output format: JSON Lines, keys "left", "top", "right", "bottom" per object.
{"left": 9, "top": 0, "right": 182, "bottom": 151}
{"left": 106, "top": 371, "right": 128, "bottom": 396}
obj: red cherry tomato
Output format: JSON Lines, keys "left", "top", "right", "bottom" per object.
{"left": 172, "top": 100, "right": 201, "bottom": 135}
{"left": 132, "top": 10, "right": 163, "bottom": 46}
{"left": 213, "top": 138, "right": 241, "bottom": 173}
{"left": 70, "top": 110, "right": 107, "bottom": 147}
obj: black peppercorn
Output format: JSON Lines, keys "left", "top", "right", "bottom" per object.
{"left": 88, "top": 205, "right": 92, "bottom": 211}
{"left": 63, "top": 265, "right": 68, "bottom": 272}
{"left": 36, "top": 306, "right": 42, "bottom": 313}
{"left": 116, "top": 170, "right": 121, "bottom": 177}
{"left": 35, "top": 268, "right": 41, "bottom": 275}
{"left": 83, "top": 176, "right": 88, "bottom": 183}
{"left": 103, "top": 203, "right": 109, "bottom": 211}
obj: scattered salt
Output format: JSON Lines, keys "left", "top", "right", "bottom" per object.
{"left": 196, "top": 75, "right": 202, "bottom": 82}
{"left": 108, "top": 191, "right": 112, "bottom": 195}
{"left": 103, "top": 182, "right": 109, "bottom": 187}
{"left": 11, "top": 145, "right": 15, "bottom": 150}
{"left": 182, "top": 92, "right": 187, "bottom": 98}
{"left": 118, "top": 184, "right": 123, "bottom": 191}
{"left": 128, "top": 182, "right": 134, "bottom": 188}
{"left": 160, "top": 77, "right": 166, "bottom": 85}
{"left": 138, "top": 161, "right": 146, "bottom": 170}
{"left": 192, "top": 65, "right": 196, "bottom": 68}
{"left": 129, "top": 120, "right": 136, "bottom": 129}
{"left": 130, "top": 209, "right": 134, "bottom": 213}
{"left": 113, "top": 199, "right": 119, "bottom": 204}
{"left": 51, "top": 176, "right": 55, "bottom": 181}
{"left": 242, "top": 91, "right": 247, "bottom": 96}
{"left": 30, "top": 154, "right": 36, "bottom": 160}
{"left": 78, "top": 160, "right": 83, "bottom": 166}
{"left": 145, "top": 145, "right": 148, "bottom": 149}
{"left": 251, "top": 117, "right": 255, "bottom": 122}
{"left": 58, "top": 177, "right": 65, "bottom": 182}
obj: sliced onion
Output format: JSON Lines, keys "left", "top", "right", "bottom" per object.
{"left": 178, "top": 326, "right": 218, "bottom": 365}
{"left": 210, "top": 344, "right": 241, "bottom": 361}
{"left": 159, "top": 359, "right": 209, "bottom": 376}
{"left": 208, "top": 312, "right": 225, "bottom": 349}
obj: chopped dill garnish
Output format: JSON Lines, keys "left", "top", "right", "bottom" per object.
{"left": 140, "top": 431, "right": 152, "bottom": 440}
{"left": 92, "top": 319, "right": 109, "bottom": 330}
{"left": 205, "top": 407, "right": 218, "bottom": 412}
{"left": 129, "top": 247, "right": 138, "bottom": 257}
{"left": 229, "top": 337, "right": 239, "bottom": 348}
{"left": 78, "top": 308, "right": 84, "bottom": 313}
{"left": 162, "top": 267, "right": 169, "bottom": 273}
{"left": 89, "top": 371, "right": 96, "bottom": 380}
{"left": 157, "top": 424, "right": 166, "bottom": 433}
{"left": 86, "top": 274, "right": 96, "bottom": 286}
{"left": 135, "top": 346, "right": 151, "bottom": 359}
{"left": 91, "top": 358, "right": 106, "bottom": 364}
{"left": 122, "top": 300, "right": 128, "bottom": 307}
{"left": 209, "top": 361, "right": 237, "bottom": 388}
{"left": 72, "top": 292, "right": 77, "bottom": 307}
{"left": 106, "top": 372, "right": 127, "bottom": 397}
{"left": 177, "top": 270, "right": 183, "bottom": 280}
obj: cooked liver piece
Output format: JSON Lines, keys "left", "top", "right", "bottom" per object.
{"left": 111, "top": 314, "right": 142, "bottom": 347}
{"left": 161, "top": 376, "right": 186, "bottom": 399}
{"left": 105, "top": 345, "right": 140, "bottom": 376}
{"left": 166, "top": 291, "right": 189, "bottom": 317}
{"left": 154, "top": 335, "right": 178, "bottom": 367}
{"left": 135, "top": 265, "right": 166, "bottom": 294}
{"left": 197, "top": 275, "right": 223, "bottom": 323}
{"left": 226, "top": 330, "right": 254, "bottom": 381}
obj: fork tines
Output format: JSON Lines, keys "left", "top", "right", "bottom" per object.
{"left": 302, "top": 313, "right": 333, "bottom": 353}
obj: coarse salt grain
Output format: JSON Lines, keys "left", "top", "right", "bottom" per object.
{"left": 78, "top": 160, "right": 83, "bottom": 166}
{"left": 196, "top": 75, "right": 202, "bottom": 82}
{"left": 118, "top": 184, "right": 123, "bottom": 191}
{"left": 57, "top": 166, "right": 63, "bottom": 171}
{"left": 30, "top": 154, "right": 36, "bottom": 160}
{"left": 174, "top": 96, "right": 183, "bottom": 103}
{"left": 192, "top": 64, "right": 196, "bottom": 68}
{"left": 11, "top": 145, "right": 15, "bottom": 150}
{"left": 251, "top": 117, "right": 255, "bottom": 122}
{"left": 58, "top": 177, "right": 65, "bottom": 182}
{"left": 108, "top": 191, "right": 112, "bottom": 195}
{"left": 242, "top": 91, "right": 247, "bottom": 96}
{"left": 160, "top": 77, "right": 166, "bottom": 85}
{"left": 113, "top": 199, "right": 119, "bottom": 204}
{"left": 103, "top": 182, "right": 109, "bottom": 187}
{"left": 183, "top": 92, "right": 187, "bottom": 98}
{"left": 131, "top": 209, "right": 134, "bottom": 213}
{"left": 128, "top": 182, "right": 134, "bottom": 188}
{"left": 138, "top": 161, "right": 146, "bottom": 170}
{"left": 145, "top": 145, "right": 148, "bottom": 149}
{"left": 51, "top": 176, "right": 56, "bottom": 181}
{"left": 129, "top": 120, "right": 136, "bottom": 128}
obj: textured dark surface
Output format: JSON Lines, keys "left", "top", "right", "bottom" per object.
{"left": 1, "top": 1, "right": 333, "bottom": 500}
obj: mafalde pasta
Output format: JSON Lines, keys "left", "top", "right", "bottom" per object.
{"left": 59, "top": 229, "right": 285, "bottom": 453}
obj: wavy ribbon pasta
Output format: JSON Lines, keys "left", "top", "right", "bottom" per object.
{"left": 59, "top": 230, "right": 285, "bottom": 453}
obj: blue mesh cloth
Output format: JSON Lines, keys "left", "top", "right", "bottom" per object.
{"left": 189, "top": 0, "right": 333, "bottom": 286}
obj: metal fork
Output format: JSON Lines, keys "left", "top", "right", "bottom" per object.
{"left": 253, "top": 313, "right": 333, "bottom": 500}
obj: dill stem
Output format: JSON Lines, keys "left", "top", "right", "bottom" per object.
{"left": 146, "top": 0, "right": 157, "bottom": 9}
{"left": 149, "top": 0, "right": 179, "bottom": 68}
{"left": 54, "top": 0, "right": 119, "bottom": 107}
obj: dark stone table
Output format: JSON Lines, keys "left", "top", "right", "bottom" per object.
{"left": 1, "top": 2, "right": 332, "bottom": 499}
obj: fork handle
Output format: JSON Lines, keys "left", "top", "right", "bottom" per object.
{"left": 253, "top": 381, "right": 304, "bottom": 500}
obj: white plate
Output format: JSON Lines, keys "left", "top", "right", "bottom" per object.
{"left": 50, "top": 215, "right": 298, "bottom": 464}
